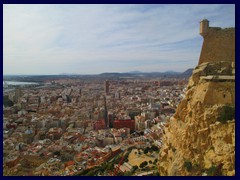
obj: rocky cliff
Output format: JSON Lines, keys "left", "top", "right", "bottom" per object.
{"left": 158, "top": 60, "right": 235, "bottom": 176}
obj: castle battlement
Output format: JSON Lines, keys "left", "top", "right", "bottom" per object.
{"left": 198, "top": 19, "right": 235, "bottom": 65}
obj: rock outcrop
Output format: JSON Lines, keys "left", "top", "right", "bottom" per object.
{"left": 158, "top": 61, "right": 235, "bottom": 176}
{"left": 158, "top": 21, "right": 235, "bottom": 176}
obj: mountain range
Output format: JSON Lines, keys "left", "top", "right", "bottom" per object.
{"left": 3, "top": 68, "right": 194, "bottom": 82}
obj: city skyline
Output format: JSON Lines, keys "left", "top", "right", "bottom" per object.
{"left": 3, "top": 4, "right": 235, "bottom": 75}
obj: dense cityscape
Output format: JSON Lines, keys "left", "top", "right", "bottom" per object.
{"left": 3, "top": 75, "right": 188, "bottom": 176}
{"left": 3, "top": 4, "right": 235, "bottom": 176}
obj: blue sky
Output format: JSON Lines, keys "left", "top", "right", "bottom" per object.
{"left": 3, "top": 4, "right": 235, "bottom": 75}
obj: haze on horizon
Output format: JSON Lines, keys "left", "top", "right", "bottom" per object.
{"left": 3, "top": 4, "right": 235, "bottom": 75}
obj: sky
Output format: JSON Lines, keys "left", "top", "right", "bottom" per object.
{"left": 3, "top": 4, "right": 235, "bottom": 75}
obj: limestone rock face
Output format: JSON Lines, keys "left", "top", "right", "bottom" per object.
{"left": 158, "top": 61, "right": 235, "bottom": 176}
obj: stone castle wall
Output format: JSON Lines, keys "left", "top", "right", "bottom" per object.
{"left": 198, "top": 27, "right": 235, "bottom": 65}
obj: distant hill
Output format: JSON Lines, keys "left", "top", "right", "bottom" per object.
{"left": 181, "top": 68, "right": 194, "bottom": 76}
{"left": 163, "top": 70, "right": 181, "bottom": 75}
{"left": 97, "top": 69, "right": 193, "bottom": 79}
{"left": 127, "top": 71, "right": 143, "bottom": 74}
{"left": 59, "top": 73, "right": 79, "bottom": 75}
{"left": 4, "top": 68, "right": 194, "bottom": 82}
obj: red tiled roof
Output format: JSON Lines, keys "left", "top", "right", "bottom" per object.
{"left": 65, "top": 161, "right": 75, "bottom": 167}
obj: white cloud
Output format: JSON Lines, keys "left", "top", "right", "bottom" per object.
{"left": 3, "top": 4, "right": 235, "bottom": 74}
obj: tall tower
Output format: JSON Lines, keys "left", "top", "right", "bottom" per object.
{"left": 105, "top": 80, "right": 109, "bottom": 94}
{"left": 103, "top": 96, "right": 108, "bottom": 128}
{"left": 200, "top": 19, "right": 209, "bottom": 37}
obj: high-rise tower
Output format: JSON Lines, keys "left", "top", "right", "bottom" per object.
{"left": 105, "top": 80, "right": 109, "bottom": 94}
{"left": 103, "top": 96, "right": 109, "bottom": 128}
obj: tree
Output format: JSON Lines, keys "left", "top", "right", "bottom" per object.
{"left": 184, "top": 161, "right": 193, "bottom": 172}
{"left": 218, "top": 105, "right": 235, "bottom": 123}
{"left": 132, "top": 165, "right": 138, "bottom": 172}
{"left": 124, "top": 152, "right": 130, "bottom": 162}
{"left": 85, "top": 171, "right": 96, "bottom": 176}
{"left": 144, "top": 148, "right": 149, "bottom": 154}
{"left": 151, "top": 145, "right": 159, "bottom": 152}
{"left": 153, "top": 159, "right": 158, "bottom": 164}
{"left": 153, "top": 171, "right": 160, "bottom": 176}
{"left": 124, "top": 171, "right": 132, "bottom": 176}
{"left": 140, "top": 161, "right": 148, "bottom": 168}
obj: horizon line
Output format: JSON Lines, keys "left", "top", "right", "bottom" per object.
{"left": 3, "top": 69, "right": 193, "bottom": 76}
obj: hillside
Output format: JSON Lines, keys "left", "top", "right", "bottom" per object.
{"left": 158, "top": 61, "right": 235, "bottom": 176}
{"left": 158, "top": 22, "right": 235, "bottom": 176}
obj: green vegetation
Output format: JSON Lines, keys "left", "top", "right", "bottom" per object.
{"left": 77, "top": 150, "right": 135, "bottom": 176}
{"left": 144, "top": 148, "right": 149, "bottom": 154}
{"left": 217, "top": 105, "right": 235, "bottom": 123}
{"left": 100, "top": 162, "right": 114, "bottom": 172}
{"left": 123, "top": 151, "right": 131, "bottom": 162}
{"left": 193, "top": 162, "right": 200, "bottom": 169}
{"left": 151, "top": 145, "right": 159, "bottom": 152}
{"left": 132, "top": 165, "right": 138, "bottom": 172}
{"left": 77, "top": 166, "right": 100, "bottom": 176}
{"left": 205, "top": 164, "right": 223, "bottom": 176}
{"left": 184, "top": 161, "right": 193, "bottom": 172}
{"left": 206, "top": 166, "right": 217, "bottom": 176}
{"left": 189, "top": 111, "right": 192, "bottom": 117}
{"left": 187, "top": 85, "right": 193, "bottom": 90}
{"left": 76, "top": 146, "right": 160, "bottom": 176}
{"left": 123, "top": 171, "right": 132, "bottom": 176}
{"left": 123, "top": 165, "right": 139, "bottom": 176}
{"left": 85, "top": 171, "right": 96, "bottom": 176}
{"left": 144, "top": 145, "right": 159, "bottom": 155}
{"left": 76, "top": 152, "right": 124, "bottom": 176}
{"left": 153, "top": 159, "right": 158, "bottom": 164}
{"left": 140, "top": 161, "right": 148, "bottom": 168}
{"left": 152, "top": 171, "right": 160, "bottom": 176}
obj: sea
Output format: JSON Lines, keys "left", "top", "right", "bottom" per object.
{"left": 3, "top": 81, "right": 39, "bottom": 85}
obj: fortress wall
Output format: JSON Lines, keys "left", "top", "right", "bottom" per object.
{"left": 198, "top": 28, "right": 235, "bottom": 65}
